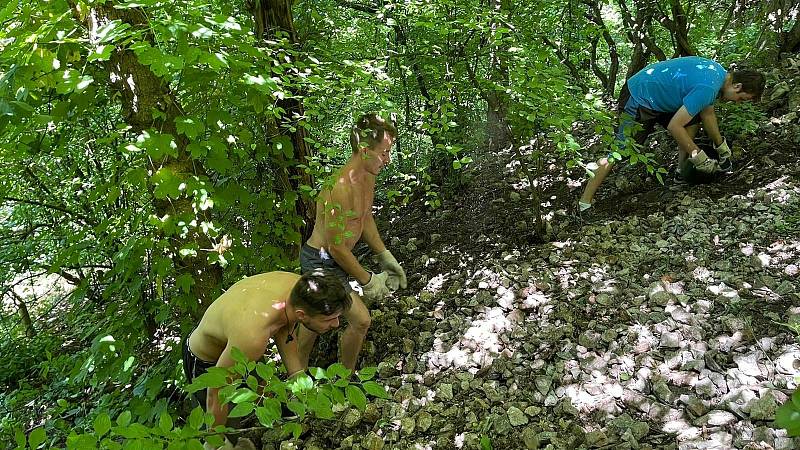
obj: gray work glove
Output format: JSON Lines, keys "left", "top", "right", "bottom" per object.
{"left": 375, "top": 250, "right": 407, "bottom": 291}
{"left": 690, "top": 149, "right": 719, "bottom": 174}
{"left": 361, "top": 271, "right": 390, "bottom": 302}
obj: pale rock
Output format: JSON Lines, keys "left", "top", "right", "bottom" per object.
{"left": 507, "top": 406, "right": 529, "bottom": 426}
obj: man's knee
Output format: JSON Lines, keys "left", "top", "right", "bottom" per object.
{"left": 349, "top": 311, "right": 371, "bottom": 334}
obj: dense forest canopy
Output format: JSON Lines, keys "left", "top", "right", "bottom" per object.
{"left": 1, "top": 0, "right": 799, "bottom": 448}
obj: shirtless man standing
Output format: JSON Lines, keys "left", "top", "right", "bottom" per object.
{"left": 299, "top": 112, "right": 407, "bottom": 370}
{"left": 183, "top": 270, "right": 351, "bottom": 431}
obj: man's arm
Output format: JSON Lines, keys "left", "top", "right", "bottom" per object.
{"left": 274, "top": 325, "right": 305, "bottom": 377}
{"left": 361, "top": 213, "right": 386, "bottom": 254}
{"left": 667, "top": 106, "right": 701, "bottom": 155}
{"left": 322, "top": 187, "right": 372, "bottom": 284}
{"left": 207, "top": 332, "right": 269, "bottom": 427}
{"left": 699, "top": 105, "right": 723, "bottom": 146}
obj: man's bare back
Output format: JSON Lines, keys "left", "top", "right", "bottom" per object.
{"left": 188, "top": 271, "right": 298, "bottom": 363}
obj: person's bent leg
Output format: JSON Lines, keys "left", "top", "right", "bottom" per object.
{"left": 580, "top": 157, "right": 614, "bottom": 205}
{"left": 340, "top": 292, "right": 371, "bottom": 370}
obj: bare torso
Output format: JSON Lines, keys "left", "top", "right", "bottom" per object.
{"left": 307, "top": 166, "right": 375, "bottom": 251}
{"left": 187, "top": 272, "right": 298, "bottom": 362}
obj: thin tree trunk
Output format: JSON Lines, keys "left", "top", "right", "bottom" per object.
{"left": 68, "top": 2, "right": 222, "bottom": 313}
{"left": 10, "top": 290, "right": 36, "bottom": 338}
{"left": 248, "top": 0, "right": 315, "bottom": 243}
{"left": 583, "top": 0, "right": 619, "bottom": 97}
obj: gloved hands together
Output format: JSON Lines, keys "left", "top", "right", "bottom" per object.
{"left": 690, "top": 149, "right": 719, "bottom": 174}
{"left": 375, "top": 250, "right": 407, "bottom": 291}
{"left": 361, "top": 271, "right": 390, "bottom": 302}
{"left": 714, "top": 138, "right": 733, "bottom": 172}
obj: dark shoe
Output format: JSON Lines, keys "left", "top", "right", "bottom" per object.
{"left": 673, "top": 169, "right": 687, "bottom": 184}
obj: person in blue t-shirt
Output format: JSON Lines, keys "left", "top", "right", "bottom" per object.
{"left": 578, "top": 56, "right": 765, "bottom": 211}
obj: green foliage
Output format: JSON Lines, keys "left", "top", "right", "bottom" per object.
{"left": 717, "top": 102, "right": 767, "bottom": 138}
{"left": 0, "top": 0, "right": 780, "bottom": 446}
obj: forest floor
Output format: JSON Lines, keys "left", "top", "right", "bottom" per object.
{"left": 245, "top": 66, "right": 800, "bottom": 449}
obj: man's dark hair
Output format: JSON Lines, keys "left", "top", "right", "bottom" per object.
{"left": 350, "top": 112, "right": 397, "bottom": 154}
{"left": 731, "top": 70, "right": 766, "bottom": 100}
{"left": 291, "top": 270, "right": 351, "bottom": 315}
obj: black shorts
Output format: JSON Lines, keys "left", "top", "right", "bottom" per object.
{"left": 182, "top": 335, "right": 216, "bottom": 409}
{"left": 299, "top": 243, "right": 354, "bottom": 293}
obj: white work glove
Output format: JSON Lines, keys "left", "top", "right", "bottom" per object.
{"left": 690, "top": 149, "right": 719, "bottom": 174}
{"left": 714, "top": 138, "right": 732, "bottom": 161}
{"left": 375, "top": 250, "right": 407, "bottom": 290}
{"left": 714, "top": 139, "right": 733, "bottom": 172}
{"left": 361, "top": 271, "right": 390, "bottom": 302}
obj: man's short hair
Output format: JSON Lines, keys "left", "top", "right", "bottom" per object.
{"left": 731, "top": 70, "right": 766, "bottom": 100}
{"left": 350, "top": 112, "right": 397, "bottom": 154}
{"left": 291, "top": 270, "right": 351, "bottom": 316}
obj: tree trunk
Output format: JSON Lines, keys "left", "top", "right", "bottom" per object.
{"left": 69, "top": 2, "right": 222, "bottom": 313}
{"left": 583, "top": 0, "right": 619, "bottom": 97}
{"left": 781, "top": 18, "right": 800, "bottom": 53}
{"left": 248, "top": 0, "right": 315, "bottom": 243}
{"left": 10, "top": 290, "right": 36, "bottom": 338}
{"left": 619, "top": 0, "right": 665, "bottom": 79}
{"left": 655, "top": 0, "right": 696, "bottom": 56}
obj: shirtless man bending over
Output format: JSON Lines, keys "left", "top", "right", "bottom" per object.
{"left": 299, "top": 112, "right": 408, "bottom": 370}
{"left": 183, "top": 270, "right": 351, "bottom": 432}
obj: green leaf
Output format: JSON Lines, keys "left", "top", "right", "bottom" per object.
{"left": 309, "top": 391, "right": 333, "bottom": 419}
{"left": 151, "top": 167, "right": 183, "bottom": 199}
{"left": 345, "top": 385, "right": 367, "bottom": 411}
{"left": 310, "top": 367, "right": 327, "bottom": 380}
{"left": 188, "top": 407, "right": 204, "bottom": 429}
{"left": 186, "top": 370, "right": 228, "bottom": 393}
{"left": 88, "top": 45, "right": 115, "bottom": 62}
{"left": 289, "top": 373, "right": 313, "bottom": 394}
{"left": 357, "top": 367, "right": 377, "bottom": 381}
{"left": 230, "top": 346, "right": 248, "bottom": 365}
{"left": 94, "top": 413, "right": 112, "bottom": 437}
{"left": 186, "top": 439, "right": 205, "bottom": 450}
{"left": 452, "top": 160, "right": 462, "bottom": 169}
{"left": 792, "top": 389, "right": 800, "bottom": 409}
{"left": 326, "top": 363, "right": 351, "bottom": 380}
{"left": 264, "top": 398, "right": 283, "bottom": 420}
{"left": 176, "top": 116, "right": 205, "bottom": 140}
{"left": 775, "top": 402, "right": 800, "bottom": 436}
{"left": 246, "top": 375, "right": 258, "bottom": 391}
{"left": 287, "top": 400, "right": 306, "bottom": 418}
{"left": 159, "top": 412, "right": 173, "bottom": 433}
{"left": 206, "top": 138, "right": 232, "bottom": 174}
{"left": 329, "top": 386, "right": 346, "bottom": 404}
{"left": 0, "top": 0, "right": 18, "bottom": 23}
{"left": 176, "top": 274, "right": 194, "bottom": 293}
{"left": 256, "top": 362, "right": 275, "bottom": 380}
{"left": 94, "top": 20, "right": 132, "bottom": 43}
{"left": 116, "top": 411, "right": 132, "bottom": 427}
{"left": 282, "top": 423, "right": 302, "bottom": 439}
{"left": 228, "top": 402, "right": 254, "bottom": 418}
{"left": 28, "top": 427, "right": 45, "bottom": 449}
{"left": 14, "top": 428, "right": 25, "bottom": 447}
{"left": 480, "top": 435, "right": 492, "bottom": 450}
{"left": 362, "top": 381, "right": 389, "bottom": 399}
{"left": 230, "top": 389, "right": 258, "bottom": 404}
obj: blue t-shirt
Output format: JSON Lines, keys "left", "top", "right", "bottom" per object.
{"left": 627, "top": 56, "right": 727, "bottom": 117}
